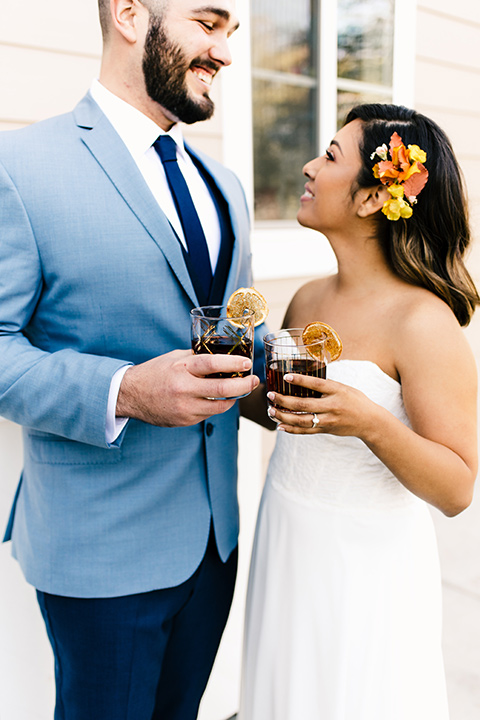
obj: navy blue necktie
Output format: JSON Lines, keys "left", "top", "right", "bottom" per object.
{"left": 154, "top": 135, "right": 213, "bottom": 298}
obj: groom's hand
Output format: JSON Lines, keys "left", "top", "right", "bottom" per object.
{"left": 116, "top": 349, "right": 259, "bottom": 427}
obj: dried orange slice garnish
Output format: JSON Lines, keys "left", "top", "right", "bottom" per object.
{"left": 302, "top": 321, "right": 343, "bottom": 361}
{"left": 227, "top": 287, "right": 269, "bottom": 327}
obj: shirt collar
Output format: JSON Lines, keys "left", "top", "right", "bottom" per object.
{"left": 90, "top": 79, "right": 187, "bottom": 160}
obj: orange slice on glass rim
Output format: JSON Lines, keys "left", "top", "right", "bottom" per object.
{"left": 302, "top": 321, "right": 343, "bottom": 361}
{"left": 226, "top": 287, "right": 269, "bottom": 327}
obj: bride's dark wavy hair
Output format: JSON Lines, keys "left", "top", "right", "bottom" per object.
{"left": 345, "top": 104, "right": 479, "bottom": 326}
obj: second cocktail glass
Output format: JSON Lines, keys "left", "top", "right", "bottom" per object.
{"left": 264, "top": 328, "right": 328, "bottom": 411}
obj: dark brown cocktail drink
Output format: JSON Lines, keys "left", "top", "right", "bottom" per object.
{"left": 191, "top": 305, "right": 255, "bottom": 397}
{"left": 192, "top": 335, "right": 254, "bottom": 378}
{"left": 266, "top": 358, "right": 326, "bottom": 398}
{"left": 264, "top": 329, "right": 329, "bottom": 413}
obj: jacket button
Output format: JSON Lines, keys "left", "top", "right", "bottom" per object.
{"left": 206, "top": 423, "right": 214, "bottom": 437}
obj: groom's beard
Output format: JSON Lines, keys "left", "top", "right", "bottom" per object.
{"left": 142, "top": 15, "right": 216, "bottom": 125}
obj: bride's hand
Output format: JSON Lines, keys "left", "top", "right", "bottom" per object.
{"left": 267, "top": 373, "right": 381, "bottom": 437}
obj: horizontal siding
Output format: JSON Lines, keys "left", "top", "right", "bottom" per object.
{"left": 416, "top": 108, "right": 480, "bottom": 159}
{"left": 0, "top": 45, "right": 100, "bottom": 125}
{"left": 0, "top": 121, "right": 25, "bottom": 132}
{"left": 417, "top": 0, "right": 480, "bottom": 25}
{"left": 414, "top": 59, "right": 480, "bottom": 117}
{"left": 0, "top": 0, "right": 102, "bottom": 56}
{"left": 416, "top": 8, "right": 480, "bottom": 71}
{"left": 415, "top": 5, "right": 480, "bottom": 241}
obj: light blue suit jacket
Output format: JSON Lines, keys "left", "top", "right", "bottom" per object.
{"left": 0, "top": 93, "right": 264, "bottom": 598}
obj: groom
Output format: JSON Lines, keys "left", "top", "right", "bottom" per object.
{"left": 0, "top": 1, "right": 263, "bottom": 718}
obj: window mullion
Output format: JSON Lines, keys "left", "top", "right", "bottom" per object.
{"left": 392, "top": 0, "right": 417, "bottom": 106}
{"left": 318, "top": 0, "right": 338, "bottom": 154}
{"left": 220, "top": 1, "right": 254, "bottom": 214}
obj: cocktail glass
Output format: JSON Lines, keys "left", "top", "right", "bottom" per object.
{"left": 264, "top": 328, "right": 328, "bottom": 412}
{"left": 191, "top": 305, "right": 255, "bottom": 399}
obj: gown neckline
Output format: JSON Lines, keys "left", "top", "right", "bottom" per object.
{"left": 332, "top": 358, "right": 400, "bottom": 387}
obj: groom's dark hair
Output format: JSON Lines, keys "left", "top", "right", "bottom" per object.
{"left": 98, "top": 0, "right": 110, "bottom": 40}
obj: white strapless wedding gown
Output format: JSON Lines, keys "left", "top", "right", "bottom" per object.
{"left": 239, "top": 360, "right": 449, "bottom": 720}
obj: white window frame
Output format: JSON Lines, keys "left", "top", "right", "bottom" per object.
{"left": 221, "top": 0, "right": 417, "bottom": 281}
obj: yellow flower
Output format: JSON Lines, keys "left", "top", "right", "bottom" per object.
{"left": 387, "top": 183, "right": 404, "bottom": 198}
{"left": 407, "top": 145, "right": 427, "bottom": 164}
{"left": 382, "top": 198, "right": 401, "bottom": 221}
{"left": 400, "top": 200, "right": 413, "bottom": 219}
{"left": 382, "top": 197, "right": 413, "bottom": 221}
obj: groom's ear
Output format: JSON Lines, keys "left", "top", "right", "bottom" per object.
{"left": 110, "top": 0, "right": 147, "bottom": 44}
{"left": 356, "top": 184, "right": 390, "bottom": 218}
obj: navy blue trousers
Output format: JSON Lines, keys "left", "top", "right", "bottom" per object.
{"left": 37, "top": 530, "right": 237, "bottom": 720}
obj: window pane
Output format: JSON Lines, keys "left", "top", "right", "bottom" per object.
{"left": 337, "top": 89, "right": 393, "bottom": 129}
{"left": 338, "top": 0, "right": 395, "bottom": 86}
{"left": 252, "top": 81, "right": 316, "bottom": 221}
{"left": 251, "top": 0, "right": 318, "bottom": 221}
{"left": 252, "top": 0, "right": 317, "bottom": 77}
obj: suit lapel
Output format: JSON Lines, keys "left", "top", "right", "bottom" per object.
{"left": 74, "top": 94, "right": 199, "bottom": 307}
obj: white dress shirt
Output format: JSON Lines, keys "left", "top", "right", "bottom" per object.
{"left": 89, "top": 80, "right": 222, "bottom": 443}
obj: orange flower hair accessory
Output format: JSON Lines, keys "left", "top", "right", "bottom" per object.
{"left": 371, "top": 132, "right": 429, "bottom": 221}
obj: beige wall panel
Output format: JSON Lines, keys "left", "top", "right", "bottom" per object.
{"left": 417, "top": 8, "right": 480, "bottom": 71}
{"left": 181, "top": 133, "right": 223, "bottom": 164}
{"left": 1, "top": 0, "right": 101, "bottom": 56}
{"left": 418, "top": 0, "right": 480, "bottom": 24}
{"left": 0, "top": 121, "right": 25, "bottom": 132}
{"left": 457, "top": 158, "right": 480, "bottom": 197}
{"left": 467, "top": 244, "right": 480, "bottom": 287}
{"left": 467, "top": 200, "right": 480, "bottom": 244}
{"left": 413, "top": 107, "right": 480, "bottom": 158}
{"left": 0, "top": 45, "right": 101, "bottom": 124}
{"left": 184, "top": 114, "right": 223, "bottom": 140}
{"left": 414, "top": 60, "right": 480, "bottom": 116}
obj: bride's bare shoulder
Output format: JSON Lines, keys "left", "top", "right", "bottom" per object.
{"left": 283, "top": 276, "right": 334, "bottom": 327}
{"left": 392, "top": 285, "right": 475, "bottom": 377}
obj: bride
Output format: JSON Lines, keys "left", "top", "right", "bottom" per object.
{"left": 239, "top": 104, "right": 479, "bottom": 719}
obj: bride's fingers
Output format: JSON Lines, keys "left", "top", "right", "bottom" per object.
{"left": 268, "top": 405, "right": 326, "bottom": 432}
{"left": 267, "top": 391, "right": 326, "bottom": 416}
{"left": 277, "top": 423, "right": 319, "bottom": 434}
{"left": 267, "top": 376, "right": 340, "bottom": 412}
{"left": 283, "top": 373, "right": 331, "bottom": 391}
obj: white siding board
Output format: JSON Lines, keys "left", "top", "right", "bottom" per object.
{"left": 414, "top": 60, "right": 480, "bottom": 115}
{"left": 0, "top": 45, "right": 100, "bottom": 124}
{"left": 417, "top": 9, "right": 480, "bottom": 71}
{"left": 413, "top": 108, "right": 480, "bottom": 158}
{"left": 0, "top": 0, "right": 101, "bottom": 56}
{"left": 417, "top": 0, "right": 480, "bottom": 25}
